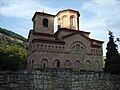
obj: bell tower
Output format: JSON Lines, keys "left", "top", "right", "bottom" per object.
{"left": 32, "top": 12, "right": 55, "bottom": 34}
{"left": 56, "top": 9, "right": 80, "bottom": 30}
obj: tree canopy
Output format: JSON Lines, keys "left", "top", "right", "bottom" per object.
{"left": 104, "top": 31, "right": 120, "bottom": 75}
{"left": 0, "top": 46, "right": 27, "bottom": 71}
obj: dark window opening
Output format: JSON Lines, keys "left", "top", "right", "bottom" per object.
{"left": 70, "top": 16, "right": 74, "bottom": 29}
{"left": 43, "top": 18, "right": 48, "bottom": 27}
{"left": 57, "top": 60, "right": 60, "bottom": 67}
{"left": 43, "top": 63, "right": 45, "bottom": 68}
{"left": 70, "top": 17, "right": 74, "bottom": 26}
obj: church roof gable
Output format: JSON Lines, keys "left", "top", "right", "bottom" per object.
{"left": 62, "top": 31, "right": 91, "bottom": 42}
{"left": 54, "top": 28, "right": 90, "bottom": 36}
{"left": 61, "top": 29, "right": 104, "bottom": 44}
{"left": 32, "top": 12, "right": 55, "bottom": 21}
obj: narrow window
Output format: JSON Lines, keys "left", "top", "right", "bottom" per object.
{"left": 70, "top": 16, "right": 74, "bottom": 29}
{"left": 43, "top": 63, "right": 46, "bottom": 68}
{"left": 43, "top": 18, "right": 48, "bottom": 27}
{"left": 41, "top": 59, "right": 48, "bottom": 68}
{"left": 57, "top": 60, "right": 60, "bottom": 67}
{"left": 70, "top": 17, "right": 74, "bottom": 26}
{"left": 62, "top": 15, "right": 67, "bottom": 27}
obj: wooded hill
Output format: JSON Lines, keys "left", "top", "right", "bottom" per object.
{"left": 0, "top": 27, "right": 27, "bottom": 49}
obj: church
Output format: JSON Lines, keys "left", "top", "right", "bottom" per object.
{"left": 27, "top": 9, "right": 104, "bottom": 71}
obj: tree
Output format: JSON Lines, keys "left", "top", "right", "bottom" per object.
{"left": 0, "top": 46, "right": 27, "bottom": 71}
{"left": 104, "top": 31, "right": 120, "bottom": 75}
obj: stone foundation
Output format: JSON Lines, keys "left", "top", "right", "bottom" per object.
{"left": 0, "top": 69, "right": 120, "bottom": 90}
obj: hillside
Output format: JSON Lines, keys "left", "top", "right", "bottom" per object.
{"left": 0, "top": 27, "right": 27, "bottom": 49}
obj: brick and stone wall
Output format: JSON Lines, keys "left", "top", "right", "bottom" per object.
{"left": 0, "top": 69, "right": 120, "bottom": 90}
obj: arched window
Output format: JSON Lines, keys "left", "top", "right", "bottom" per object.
{"left": 70, "top": 42, "right": 86, "bottom": 55}
{"left": 95, "top": 61, "right": 100, "bottom": 71}
{"left": 75, "top": 60, "right": 81, "bottom": 70}
{"left": 54, "top": 59, "right": 60, "bottom": 68}
{"left": 85, "top": 60, "right": 91, "bottom": 70}
{"left": 43, "top": 18, "right": 48, "bottom": 27}
{"left": 41, "top": 59, "right": 48, "bottom": 68}
{"left": 57, "top": 60, "right": 60, "bottom": 67}
{"left": 65, "top": 60, "right": 71, "bottom": 68}
{"left": 70, "top": 16, "right": 75, "bottom": 29}
{"left": 62, "top": 15, "right": 67, "bottom": 28}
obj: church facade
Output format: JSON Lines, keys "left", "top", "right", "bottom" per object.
{"left": 27, "top": 9, "right": 104, "bottom": 71}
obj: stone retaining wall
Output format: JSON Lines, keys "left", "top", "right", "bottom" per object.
{"left": 0, "top": 69, "right": 120, "bottom": 90}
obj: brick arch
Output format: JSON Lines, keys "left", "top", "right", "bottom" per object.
{"left": 85, "top": 60, "right": 91, "bottom": 70}
{"left": 65, "top": 60, "right": 71, "bottom": 68}
{"left": 53, "top": 59, "right": 60, "bottom": 68}
{"left": 75, "top": 60, "right": 81, "bottom": 70}
{"left": 41, "top": 58, "right": 48, "bottom": 68}
{"left": 62, "top": 15, "right": 68, "bottom": 19}
{"left": 95, "top": 61, "right": 100, "bottom": 71}
{"left": 61, "top": 15, "right": 68, "bottom": 28}
{"left": 70, "top": 15, "right": 75, "bottom": 18}
{"left": 69, "top": 41, "right": 87, "bottom": 54}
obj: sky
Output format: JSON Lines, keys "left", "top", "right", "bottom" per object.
{"left": 0, "top": 0, "right": 120, "bottom": 55}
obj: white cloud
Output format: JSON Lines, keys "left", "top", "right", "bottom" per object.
{"left": 80, "top": 0, "right": 120, "bottom": 55}
{"left": 81, "top": 0, "right": 120, "bottom": 30}
{"left": 0, "top": 0, "right": 60, "bottom": 19}
{"left": 0, "top": 0, "right": 61, "bottom": 37}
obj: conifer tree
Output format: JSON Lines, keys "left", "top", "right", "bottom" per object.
{"left": 104, "top": 31, "right": 120, "bottom": 75}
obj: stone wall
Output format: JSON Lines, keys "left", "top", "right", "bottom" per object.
{"left": 0, "top": 69, "right": 120, "bottom": 90}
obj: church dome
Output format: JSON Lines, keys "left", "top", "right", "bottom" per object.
{"left": 56, "top": 9, "right": 80, "bottom": 30}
